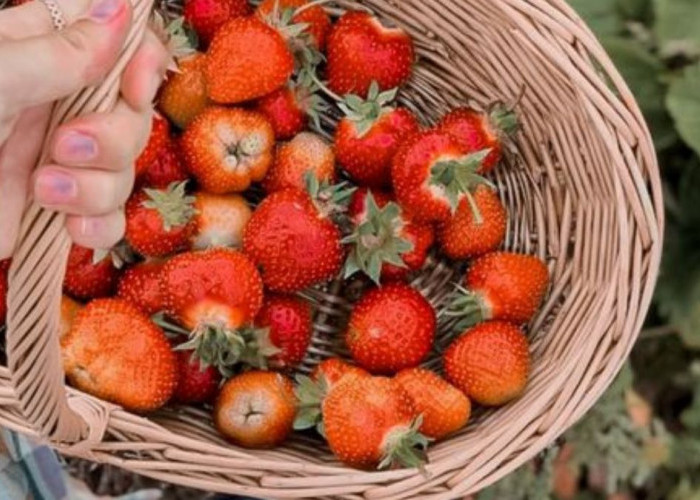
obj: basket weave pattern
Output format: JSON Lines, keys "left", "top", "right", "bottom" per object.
{"left": 0, "top": 0, "right": 662, "bottom": 498}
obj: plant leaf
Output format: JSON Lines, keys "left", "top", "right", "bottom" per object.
{"left": 654, "top": 0, "right": 700, "bottom": 58}
{"left": 667, "top": 62, "right": 700, "bottom": 157}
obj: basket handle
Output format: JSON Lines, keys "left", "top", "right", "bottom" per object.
{"left": 5, "top": 0, "right": 153, "bottom": 444}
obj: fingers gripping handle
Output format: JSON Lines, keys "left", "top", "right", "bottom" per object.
{"left": 5, "top": 0, "right": 154, "bottom": 444}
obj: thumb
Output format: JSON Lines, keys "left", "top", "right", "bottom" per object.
{"left": 0, "top": 0, "right": 132, "bottom": 111}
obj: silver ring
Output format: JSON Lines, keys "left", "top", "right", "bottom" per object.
{"left": 37, "top": 0, "right": 67, "bottom": 32}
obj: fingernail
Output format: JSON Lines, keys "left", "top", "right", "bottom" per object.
{"left": 36, "top": 171, "right": 78, "bottom": 205}
{"left": 57, "top": 131, "right": 98, "bottom": 162}
{"left": 90, "top": 0, "right": 123, "bottom": 23}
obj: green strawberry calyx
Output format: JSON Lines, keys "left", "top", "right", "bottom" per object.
{"left": 342, "top": 192, "right": 414, "bottom": 285}
{"left": 440, "top": 284, "right": 491, "bottom": 332}
{"left": 142, "top": 181, "right": 197, "bottom": 232}
{"left": 378, "top": 415, "right": 432, "bottom": 470}
{"left": 263, "top": 1, "right": 324, "bottom": 75}
{"left": 338, "top": 81, "right": 399, "bottom": 138}
{"left": 293, "top": 72, "right": 331, "bottom": 133}
{"left": 429, "top": 149, "right": 494, "bottom": 223}
{"left": 305, "top": 172, "right": 357, "bottom": 220}
{"left": 293, "top": 373, "right": 329, "bottom": 436}
{"left": 488, "top": 103, "right": 519, "bottom": 138}
{"left": 152, "top": 14, "right": 197, "bottom": 71}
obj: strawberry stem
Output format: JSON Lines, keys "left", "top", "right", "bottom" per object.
{"left": 309, "top": 70, "right": 343, "bottom": 102}
{"left": 378, "top": 416, "right": 431, "bottom": 470}
{"left": 442, "top": 284, "right": 490, "bottom": 332}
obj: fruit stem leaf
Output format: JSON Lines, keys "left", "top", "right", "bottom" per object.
{"left": 337, "top": 81, "right": 398, "bottom": 138}
{"left": 305, "top": 172, "right": 357, "bottom": 219}
{"left": 293, "top": 374, "right": 329, "bottom": 433}
{"left": 430, "top": 149, "right": 494, "bottom": 217}
{"left": 440, "top": 283, "right": 489, "bottom": 333}
{"left": 142, "top": 181, "right": 197, "bottom": 232}
{"left": 488, "top": 103, "right": 519, "bottom": 137}
{"left": 378, "top": 415, "right": 432, "bottom": 470}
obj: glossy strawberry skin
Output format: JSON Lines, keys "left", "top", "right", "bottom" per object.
{"left": 184, "top": 0, "right": 251, "bottom": 46}
{"left": 438, "top": 186, "right": 507, "bottom": 260}
{"left": 141, "top": 140, "right": 190, "bottom": 189}
{"left": 63, "top": 245, "right": 120, "bottom": 301}
{"left": 0, "top": 259, "right": 10, "bottom": 325}
{"left": 135, "top": 115, "right": 170, "bottom": 179}
{"left": 205, "top": 17, "right": 294, "bottom": 104}
{"left": 117, "top": 261, "right": 166, "bottom": 316}
{"left": 262, "top": 132, "right": 336, "bottom": 193}
{"left": 125, "top": 191, "right": 194, "bottom": 258}
{"left": 443, "top": 321, "right": 531, "bottom": 406}
{"left": 391, "top": 129, "right": 466, "bottom": 223}
{"left": 326, "top": 12, "right": 414, "bottom": 97}
{"left": 256, "top": 0, "right": 331, "bottom": 49}
{"left": 243, "top": 189, "right": 344, "bottom": 293}
{"left": 336, "top": 108, "right": 419, "bottom": 188}
{"left": 158, "top": 53, "right": 210, "bottom": 130}
{"left": 438, "top": 108, "right": 501, "bottom": 174}
{"left": 256, "top": 294, "right": 313, "bottom": 368}
{"left": 311, "top": 358, "right": 370, "bottom": 389}
{"left": 346, "top": 283, "right": 436, "bottom": 374}
{"left": 161, "top": 248, "right": 264, "bottom": 330}
{"left": 173, "top": 349, "right": 222, "bottom": 404}
{"left": 255, "top": 87, "right": 307, "bottom": 140}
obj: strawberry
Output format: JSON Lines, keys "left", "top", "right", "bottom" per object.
{"left": 346, "top": 283, "right": 435, "bottom": 374}
{"left": 0, "top": 259, "right": 10, "bottom": 325}
{"left": 335, "top": 84, "right": 419, "bottom": 187}
{"left": 255, "top": 294, "right": 313, "bottom": 369}
{"left": 173, "top": 348, "right": 222, "bottom": 404}
{"left": 117, "top": 260, "right": 166, "bottom": 316}
{"left": 125, "top": 182, "right": 196, "bottom": 258}
{"left": 205, "top": 17, "right": 294, "bottom": 104}
{"left": 182, "top": 106, "right": 275, "bottom": 193}
{"left": 311, "top": 358, "right": 369, "bottom": 389}
{"left": 214, "top": 371, "right": 297, "bottom": 448}
{"left": 262, "top": 132, "right": 336, "bottom": 193}
{"left": 326, "top": 12, "right": 414, "bottom": 97}
{"left": 437, "top": 106, "right": 518, "bottom": 174}
{"left": 391, "top": 129, "right": 491, "bottom": 223}
{"left": 255, "top": 83, "right": 326, "bottom": 140}
{"left": 190, "top": 192, "right": 252, "bottom": 250}
{"left": 63, "top": 245, "right": 120, "bottom": 300}
{"left": 161, "top": 248, "right": 264, "bottom": 374}
{"left": 256, "top": 0, "right": 331, "bottom": 49}
{"left": 59, "top": 295, "right": 83, "bottom": 340}
{"left": 438, "top": 185, "right": 507, "bottom": 260}
{"left": 243, "top": 187, "right": 346, "bottom": 292}
{"left": 347, "top": 187, "right": 393, "bottom": 222}
{"left": 443, "top": 321, "right": 531, "bottom": 406}
{"left": 158, "top": 53, "right": 210, "bottom": 130}
{"left": 446, "top": 251, "right": 549, "bottom": 328}
{"left": 394, "top": 368, "right": 471, "bottom": 440}
{"left": 135, "top": 115, "right": 170, "bottom": 179}
{"left": 322, "top": 375, "right": 428, "bottom": 469}
{"left": 141, "top": 140, "right": 190, "bottom": 189}
{"left": 183, "top": 0, "right": 251, "bottom": 46}
{"left": 61, "top": 298, "right": 177, "bottom": 412}
{"left": 344, "top": 189, "right": 434, "bottom": 283}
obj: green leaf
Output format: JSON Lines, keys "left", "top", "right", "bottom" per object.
{"left": 568, "top": 0, "right": 623, "bottom": 37}
{"left": 667, "top": 62, "right": 700, "bottom": 157}
{"left": 602, "top": 37, "right": 677, "bottom": 150}
{"left": 618, "top": 0, "right": 653, "bottom": 22}
{"left": 654, "top": 0, "right": 700, "bottom": 58}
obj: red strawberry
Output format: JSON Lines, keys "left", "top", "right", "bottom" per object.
{"left": 60, "top": 295, "right": 83, "bottom": 340}
{"left": 0, "top": 259, "right": 10, "bottom": 325}
{"left": 446, "top": 252, "right": 549, "bottom": 328}
{"left": 243, "top": 188, "right": 345, "bottom": 292}
{"left": 255, "top": 84, "right": 325, "bottom": 140}
{"left": 256, "top": 0, "right": 331, "bottom": 49}
{"left": 135, "top": 115, "right": 170, "bottom": 178}
{"left": 141, "top": 140, "right": 190, "bottom": 189}
{"left": 322, "top": 375, "right": 427, "bottom": 469}
{"left": 158, "top": 53, "right": 210, "bottom": 130}
{"left": 391, "top": 129, "right": 490, "bottom": 223}
{"left": 117, "top": 261, "right": 166, "bottom": 316}
{"left": 63, "top": 245, "right": 120, "bottom": 300}
{"left": 173, "top": 348, "right": 222, "bottom": 404}
{"left": 190, "top": 192, "right": 252, "bottom": 250}
{"left": 437, "top": 106, "right": 518, "bottom": 174}
{"left": 347, "top": 187, "right": 392, "bottom": 222}
{"left": 394, "top": 368, "right": 471, "bottom": 440}
{"left": 311, "top": 358, "right": 369, "bottom": 389}
{"left": 346, "top": 283, "right": 435, "bottom": 374}
{"left": 344, "top": 188, "right": 434, "bottom": 283}
{"left": 326, "top": 12, "right": 414, "bottom": 97}
{"left": 182, "top": 106, "right": 275, "bottom": 193}
{"left": 438, "top": 185, "right": 507, "bottom": 260}
{"left": 61, "top": 299, "right": 177, "bottom": 412}
{"left": 183, "top": 0, "right": 251, "bottom": 46}
{"left": 125, "top": 182, "right": 196, "bottom": 258}
{"left": 443, "top": 321, "right": 531, "bottom": 406}
{"left": 262, "top": 132, "right": 336, "bottom": 193}
{"left": 255, "top": 294, "right": 313, "bottom": 368}
{"left": 335, "top": 87, "right": 419, "bottom": 188}
{"left": 161, "top": 248, "right": 264, "bottom": 374}
{"left": 205, "top": 17, "right": 294, "bottom": 104}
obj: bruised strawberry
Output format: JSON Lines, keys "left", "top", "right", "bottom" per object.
{"left": 184, "top": 0, "right": 251, "bottom": 47}
{"left": 190, "top": 192, "right": 252, "bottom": 250}
{"left": 135, "top": 115, "right": 170, "bottom": 178}
{"left": 262, "top": 132, "right": 335, "bottom": 193}
{"left": 255, "top": 294, "right": 313, "bottom": 369}
{"left": 63, "top": 245, "right": 120, "bottom": 300}
{"left": 117, "top": 261, "right": 166, "bottom": 316}
{"left": 173, "top": 348, "right": 222, "bottom": 404}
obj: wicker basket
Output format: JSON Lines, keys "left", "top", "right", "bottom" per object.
{"left": 0, "top": 0, "right": 663, "bottom": 498}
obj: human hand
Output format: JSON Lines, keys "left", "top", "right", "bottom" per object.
{"left": 0, "top": 0, "right": 168, "bottom": 260}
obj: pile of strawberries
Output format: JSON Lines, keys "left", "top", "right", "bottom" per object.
{"left": 0, "top": 0, "right": 552, "bottom": 471}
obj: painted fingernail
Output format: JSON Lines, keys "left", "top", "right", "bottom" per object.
{"left": 90, "top": 0, "right": 123, "bottom": 23}
{"left": 35, "top": 170, "right": 78, "bottom": 205}
{"left": 57, "top": 131, "right": 98, "bottom": 162}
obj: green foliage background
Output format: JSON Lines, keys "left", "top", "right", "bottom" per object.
{"left": 479, "top": 1, "right": 700, "bottom": 499}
